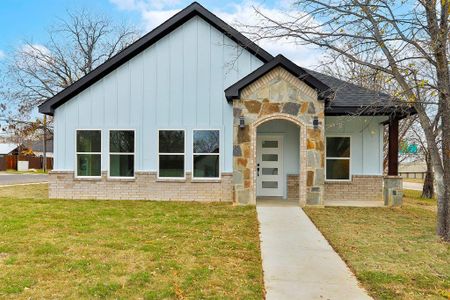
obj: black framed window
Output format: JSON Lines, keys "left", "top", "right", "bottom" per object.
{"left": 158, "top": 130, "right": 185, "bottom": 178}
{"left": 326, "top": 137, "right": 350, "bottom": 180}
{"left": 193, "top": 130, "right": 219, "bottom": 179}
{"left": 109, "top": 130, "right": 135, "bottom": 177}
{"left": 76, "top": 130, "right": 101, "bottom": 177}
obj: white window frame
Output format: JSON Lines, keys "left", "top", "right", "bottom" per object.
{"left": 157, "top": 129, "right": 186, "bottom": 180}
{"left": 75, "top": 129, "right": 102, "bottom": 179}
{"left": 325, "top": 135, "right": 352, "bottom": 181}
{"left": 108, "top": 129, "right": 136, "bottom": 179}
{"left": 192, "top": 129, "right": 221, "bottom": 180}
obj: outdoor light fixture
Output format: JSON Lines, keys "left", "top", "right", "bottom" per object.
{"left": 239, "top": 116, "right": 245, "bottom": 129}
{"left": 313, "top": 117, "right": 319, "bottom": 129}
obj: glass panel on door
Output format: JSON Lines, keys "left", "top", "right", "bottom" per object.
{"left": 262, "top": 154, "right": 278, "bottom": 161}
{"left": 262, "top": 141, "right": 278, "bottom": 148}
{"left": 262, "top": 181, "right": 278, "bottom": 188}
{"left": 262, "top": 168, "right": 278, "bottom": 175}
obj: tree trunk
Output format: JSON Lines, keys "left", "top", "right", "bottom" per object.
{"left": 414, "top": 103, "right": 447, "bottom": 240}
{"left": 422, "top": 152, "right": 434, "bottom": 199}
{"left": 438, "top": 110, "right": 450, "bottom": 241}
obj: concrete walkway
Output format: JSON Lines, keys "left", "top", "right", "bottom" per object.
{"left": 257, "top": 203, "right": 372, "bottom": 300}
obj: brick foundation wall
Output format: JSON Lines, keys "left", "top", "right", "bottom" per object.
{"left": 324, "top": 175, "right": 383, "bottom": 202}
{"left": 49, "top": 171, "right": 233, "bottom": 201}
{"left": 287, "top": 175, "right": 299, "bottom": 201}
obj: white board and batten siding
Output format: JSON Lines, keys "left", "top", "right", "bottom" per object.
{"left": 325, "top": 116, "right": 387, "bottom": 176}
{"left": 53, "top": 16, "right": 264, "bottom": 172}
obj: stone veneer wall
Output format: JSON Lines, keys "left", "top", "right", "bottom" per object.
{"left": 287, "top": 175, "right": 299, "bottom": 201}
{"left": 49, "top": 171, "right": 233, "bottom": 201}
{"left": 324, "top": 175, "right": 383, "bottom": 202}
{"left": 232, "top": 66, "right": 325, "bottom": 206}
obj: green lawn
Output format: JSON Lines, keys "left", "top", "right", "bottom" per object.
{"left": 305, "top": 191, "right": 450, "bottom": 300}
{"left": 0, "top": 184, "right": 264, "bottom": 299}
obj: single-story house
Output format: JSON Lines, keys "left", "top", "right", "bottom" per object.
{"left": 0, "top": 143, "right": 23, "bottom": 156}
{"left": 0, "top": 143, "right": 28, "bottom": 171}
{"left": 38, "top": 2, "right": 414, "bottom": 205}
{"left": 24, "top": 139, "right": 54, "bottom": 158}
{"left": 399, "top": 160, "right": 428, "bottom": 179}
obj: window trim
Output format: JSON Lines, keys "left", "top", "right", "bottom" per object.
{"left": 192, "top": 129, "right": 221, "bottom": 180}
{"left": 157, "top": 129, "right": 186, "bottom": 180}
{"left": 108, "top": 129, "right": 136, "bottom": 179}
{"left": 75, "top": 129, "right": 102, "bottom": 179}
{"left": 325, "top": 135, "right": 352, "bottom": 182}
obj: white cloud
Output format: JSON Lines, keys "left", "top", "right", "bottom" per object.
{"left": 0, "top": 50, "right": 5, "bottom": 60}
{"left": 110, "top": 0, "right": 323, "bottom": 68}
{"left": 216, "top": 2, "right": 324, "bottom": 68}
{"left": 110, "top": 0, "right": 182, "bottom": 11}
{"left": 17, "top": 44, "right": 52, "bottom": 68}
{"left": 110, "top": 0, "right": 181, "bottom": 30}
{"left": 21, "top": 44, "right": 50, "bottom": 57}
{"left": 141, "top": 9, "right": 180, "bottom": 30}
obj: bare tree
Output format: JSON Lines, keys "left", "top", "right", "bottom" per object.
{"left": 1, "top": 9, "right": 140, "bottom": 118}
{"left": 409, "top": 122, "right": 436, "bottom": 198}
{"left": 243, "top": 0, "right": 449, "bottom": 240}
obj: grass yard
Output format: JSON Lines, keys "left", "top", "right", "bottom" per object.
{"left": 0, "top": 184, "right": 264, "bottom": 299}
{"left": 305, "top": 191, "right": 450, "bottom": 300}
{"left": 4, "top": 169, "right": 47, "bottom": 174}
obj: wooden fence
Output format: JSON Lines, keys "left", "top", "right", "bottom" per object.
{"left": 0, "top": 155, "right": 53, "bottom": 171}
{"left": 399, "top": 171, "right": 426, "bottom": 179}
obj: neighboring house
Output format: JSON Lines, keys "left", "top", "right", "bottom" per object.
{"left": 25, "top": 140, "right": 54, "bottom": 158}
{"left": 39, "top": 2, "right": 414, "bottom": 204}
{"left": 0, "top": 143, "right": 22, "bottom": 156}
{"left": 0, "top": 143, "right": 27, "bottom": 171}
{"left": 399, "top": 160, "right": 427, "bottom": 179}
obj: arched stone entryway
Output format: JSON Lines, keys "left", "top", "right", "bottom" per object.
{"left": 232, "top": 67, "right": 325, "bottom": 206}
{"left": 252, "top": 114, "right": 307, "bottom": 206}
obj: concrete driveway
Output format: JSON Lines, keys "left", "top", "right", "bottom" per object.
{"left": 0, "top": 172, "right": 48, "bottom": 186}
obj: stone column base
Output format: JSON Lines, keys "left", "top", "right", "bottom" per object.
{"left": 384, "top": 176, "right": 403, "bottom": 206}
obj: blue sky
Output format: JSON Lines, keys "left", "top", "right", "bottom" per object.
{"left": 0, "top": 0, "right": 138, "bottom": 53}
{"left": 0, "top": 0, "right": 270, "bottom": 52}
{"left": 0, "top": 0, "right": 320, "bottom": 66}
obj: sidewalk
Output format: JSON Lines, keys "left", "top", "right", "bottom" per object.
{"left": 257, "top": 203, "right": 372, "bottom": 300}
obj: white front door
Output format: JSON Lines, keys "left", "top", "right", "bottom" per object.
{"left": 256, "top": 135, "right": 283, "bottom": 197}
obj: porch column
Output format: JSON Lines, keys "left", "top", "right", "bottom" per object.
{"left": 384, "top": 116, "right": 402, "bottom": 207}
{"left": 387, "top": 116, "right": 399, "bottom": 176}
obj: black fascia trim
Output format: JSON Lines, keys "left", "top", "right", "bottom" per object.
{"left": 224, "top": 54, "right": 332, "bottom": 102}
{"left": 38, "top": 2, "right": 274, "bottom": 116}
{"left": 325, "top": 105, "right": 417, "bottom": 119}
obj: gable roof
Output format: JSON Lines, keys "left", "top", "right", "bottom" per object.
{"left": 225, "top": 54, "right": 332, "bottom": 102}
{"left": 38, "top": 2, "right": 415, "bottom": 118}
{"left": 0, "top": 143, "right": 20, "bottom": 155}
{"left": 38, "top": 2, "right": 274, "bottom": 116}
